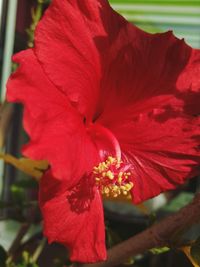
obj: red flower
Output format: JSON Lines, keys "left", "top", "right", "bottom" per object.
{"left": 6, "top": 0, "right": 200, "bottom": 263}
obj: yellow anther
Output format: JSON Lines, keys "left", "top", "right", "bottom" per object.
{"left": 120, "top": 185, "right": 126, "bottom": 191}
{"left": 103, "top": 187, "right": 110, "bottom": 194}
{"left": 130, "top": 182, "right": 134, "bottom": 187}
{"left": 107, "top": 156, "right": 115, "bottom": 164}
{"left": 118, "top": 171, "right": 123, "bottom": 177}
{"left": 126, "top": 182, "right": 134, "bottom": 190}
{"left": 118, "top": 177, "right": 122, "bottom": 184}
{"left": 112, "top": 185, "right": 118, "bottom": 191}
{"left": 93, "top": 156, "right": 134, "bottom": 198}
{"left": 125, "top": 185, "right": 131, "bottom": 191}
{"left": 106, "top": 170, "right": 114, "bottom": 179}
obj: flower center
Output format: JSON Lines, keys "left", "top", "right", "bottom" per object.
{"left": 93, "top": 156, "right": 134, "bottom": 198}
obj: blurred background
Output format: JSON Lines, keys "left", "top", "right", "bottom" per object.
{"left": 0, "top": 0, "right": 200, "bottom": 266}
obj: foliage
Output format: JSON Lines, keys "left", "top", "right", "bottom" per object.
{"left": 6, "top": 251, "right": 39, "bottom": 267}
{"left": 149, "top": 247, "right": 170, "bottom": 255}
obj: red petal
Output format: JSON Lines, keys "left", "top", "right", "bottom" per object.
{"left": 7, "top": 0, "right": 200, "bottom": 208}
{"left": 113, "top": 115, "right": 200, "bottom": 203}
{"left": 97, "top": 31, "right": 195, "bottom": 124}
{"left": 101, "top": 38, "right": 200, "bottom": 202}
{"left": 34, "top": 0, "right": 108, "bottom": 118}
{"left": 6, "top": 49, "right": 98, "bottom": 186}
{"left": 176, "top": 49, "right": 200, "bottom": 115}
{"left": 34, "top": 0, "right": 200, "bottom": 128}
{"left": 40, "top": 171, "right": 106, "bottom": 263}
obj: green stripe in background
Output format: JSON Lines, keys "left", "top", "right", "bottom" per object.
{"left": 109, "top": 0, "right": 200, "bottom": 48}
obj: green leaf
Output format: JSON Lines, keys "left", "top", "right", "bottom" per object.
{"left": 0, "top": 245, "right": 7, "bottom": 267}
{"left": 0, "top": 221, "right": 21, "bottom": 251}
{"left": 22, "top": 251, "right": 30, "bottom": 265}
{"left": 161, "top": 192, "right": 194, "bottom": 213}
{"left": 149, "top": 246, "right": 170, "bottom": 255}
{"left": 191, "top": 237, "right": 200, "bottom": 265}
{"left": 11, "top": 184, "right": 26, "bottom": 204}
{"left": 124, "top": 257, "right": 135, "bottom": 265}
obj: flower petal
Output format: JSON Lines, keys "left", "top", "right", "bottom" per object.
{"left": 113, "top": 115, "right": 200, "bottom": 203}
{"left": 34, "top": 0, "right": 103, "bottom": 118}
{"left": 34, "top": 0, "right": 200, "bottom": 124}
{"left": 99, "top": 35, "right": 200, "bottom": 203}
{"left": 176, "top": 49, "right": 200, "bottom": 115}
{"left": 6, "top": 49, "right": 98, "bottom": 186}
{"left": 39, "top": 171, "right": 106, "bottom": 263}
{"left": 97, "top": 31, "right": 196, "bottom": 124}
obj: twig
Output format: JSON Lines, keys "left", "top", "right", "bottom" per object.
{"left": 31, "top": 237, "right": 46, "bottom": 263}
{"left": 181, "top": 247, "right": 199, "bottom": 267}
{"left": 77, "top": 193, "right": 200, "bottom": 267}
{"left": 0, "top": 154, "right": 48, "bottom": 179}
{"left": 8, "top": 223, "right": 30, "bottom": 255}
{"left": 26, "top": 0, "right": 45, "bottom": 48}
{"left": 0, "top": 102, "right": 14, "bottom": 148}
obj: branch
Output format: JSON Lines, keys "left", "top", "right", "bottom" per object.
{"left": 77, "top": 193, "right": 200, "bottom": 267}
{"left": 0, "top": 102, "right": 14, "bottom": 148}
{"left": 8, "top": 223, "right": 30, "bottom": 256}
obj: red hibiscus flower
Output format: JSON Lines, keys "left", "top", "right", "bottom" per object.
{"left": 6, "top": 0, "right": 200, "bottom": 263}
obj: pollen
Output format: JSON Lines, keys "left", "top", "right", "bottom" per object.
{"left": 93, "top": 156, "right": 134, "bottom": 198}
